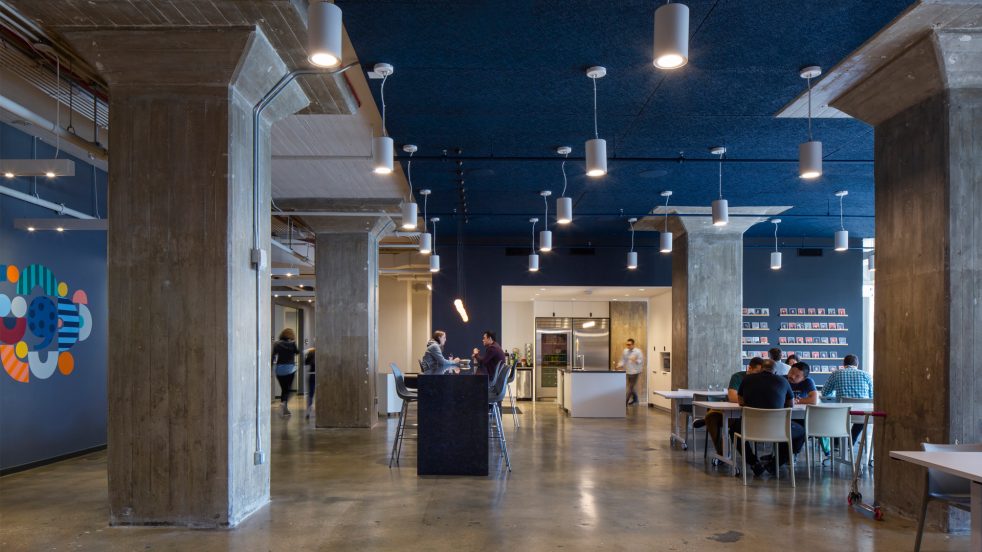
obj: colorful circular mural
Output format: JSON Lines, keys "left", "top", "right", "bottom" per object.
{"left": 1, "top": 263, "right": 92, "bottom": 383}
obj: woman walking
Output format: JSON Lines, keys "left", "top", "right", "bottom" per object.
{"left": 272, "top": 328, "right": 299, "bottom": 417}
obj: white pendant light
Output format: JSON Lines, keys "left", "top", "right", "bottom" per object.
{"left": 528, "top": 218, "right": 540, "bottom": 272}
{"left": 659, "top": 190, "right": 673, "bottom": 253}
{"left": 834, "top": 190, "right": 849, "bottom": 251}
{"left": 770, "top": 218, "right": 783, "bottom": 270}
{"left": 539, "top": 190, "right": 553, "bottom": 252}
{"left": 418, "top": 189, "right": 432, "bottom": 254}
{"left": 653, "top": 2, "right": 689, "bottom": 69}
{"left": 555, "top": 146, "right": 573, "bottom": 224}
{"left": 454, "top": 298, "right": 469, "bottom": 323}
{"left": 585, "top": 67, "right": 607, "bottom": 177}
{"left": 372, "top": 63, "right": 395, "bottom": 175}
{"left": 799, "top": 66, "right": 823, "bottom": 179}
{"left": 400, "top": 144, "right": 418, "bottom": 229}
{"left": 429, "top": 217, "right": 441, "bottom": 272}
{"left": 307, "top": 1, "right": 343, "bottom": 68}
{"left": 710, "top": 146, "right": 728, "bottom": 226}
{"left": 626, "top": 217, "right": 638, "bottom": 269}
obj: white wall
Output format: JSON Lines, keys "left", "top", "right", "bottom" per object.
{"left": 378, "top": 278, "right": 412, "bottom": 374}
{"left": 501, "top": 301, "right": 535, "bottom": 360}
{"left": 411, "top": 285, "right": 432, "bottom": 373}
{"left": 647, "top": 292, "right": 673, "bottom": 409}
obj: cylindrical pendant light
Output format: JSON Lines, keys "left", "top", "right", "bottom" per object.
{"left": 528, "top": 217, "right": 540, "bottom": 272}
{"left": 400, "top": 201, "right": 417, "bottom": 230}
{"left": 418, "top": 189, "right": 432, "bottom": 254}
{"left": 798, "top": 66, "right": 823, "bottom": 179}
{"left": 653, "top": 2, "right": 689, "bottom": 69}
{"left": 373, "top": 136, "right": 394, "bottom": 174}
{"left": 557, "top": 196, "right": 572, "bottom": 224}
{"left": 834, "top": 190, "right": 849, "bottom": 251}
{"left": 399, "top": 145, "right": 418, "bottom": 228}
{"left": 429, "top": 217, "right": 440, "bottom": 272}
{"left": 307, "top": 1, "right": 343, "bottom": 68}
{"left": 770, "top": 218, "right": 782, "bottom": 270}
{"left": 585, "top": 67, "right": 608, "bottom": 177}
{"left": 626, "top": 217, "right": 638, "bottom": 269}
{"left": 660, "top": 190, "right": 673, "bottom": 253}
{"left": 710, "top": 146, "right": 728, "bottom": 226}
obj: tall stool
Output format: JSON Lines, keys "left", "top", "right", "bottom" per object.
{"left": 488, "top": 363, "right": 512, "bottom": 471}
{"left": 505, "top": 360, "right": 520, "bottom": 428}
{"left": 389, "top": 364, "right": 418, "bottom": 468}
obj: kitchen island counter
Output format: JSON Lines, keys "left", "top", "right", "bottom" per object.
{"left": 558, "top": 368, "right": 625, "bottom": 418}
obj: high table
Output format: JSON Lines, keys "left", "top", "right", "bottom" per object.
{"left": 653, "top": 389, "right": 727, "bottom": 449}
{"left": 889, "top": 451, "right": 982, "bottom": 550}
{"left": 416, "top": 373, "right": 489, "bottom": 476}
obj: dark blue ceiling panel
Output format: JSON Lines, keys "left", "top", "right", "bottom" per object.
{"left": 337, "top": 0, "right": 913, "bottom": 240}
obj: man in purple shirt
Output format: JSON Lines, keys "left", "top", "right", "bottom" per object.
{"left": 472, "top": 330, "right": 505, "bottom": 382}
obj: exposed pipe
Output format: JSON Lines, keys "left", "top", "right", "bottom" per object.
{"left": 0, "top": 95, "right": 108, "bottom": 161}
{"left": 274, "top": 210, "right": 397, "bottom": 217}
{"left": 0, "top": 184, "right": 95, "bottom": 219}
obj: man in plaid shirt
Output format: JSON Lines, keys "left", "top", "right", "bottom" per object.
{"left": 821, "top": 354, "right": 872, "bottom": 442}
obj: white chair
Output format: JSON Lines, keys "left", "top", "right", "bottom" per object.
{"left": 914, "top": 442, "right": 982, "bottom": 551}
{"left": 804, "top": 405, "right": 852, "bottom": 478}
{"left": 733, "top": 407, "right": 795, "bottom": 487}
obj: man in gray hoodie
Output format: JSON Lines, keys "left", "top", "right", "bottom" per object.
{"left": 421, "top": 330, "right": 459, "bottom": 374}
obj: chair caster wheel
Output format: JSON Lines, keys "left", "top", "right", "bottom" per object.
{"left": 873, "top": 507, "right": 884, "bottom": 521}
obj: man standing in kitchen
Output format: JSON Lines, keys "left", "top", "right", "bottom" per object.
{"left": 618, "top": 338, "right": 645, "bottom": 406}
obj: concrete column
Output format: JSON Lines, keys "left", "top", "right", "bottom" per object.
{"left": 314, "top": 218, "right": 393, "bottom": 428}
{"left": 824, "top": 25, "right": 982, "bottom": 529}
{"left": 63, "top": 28, "right": 307, "bottom": 527}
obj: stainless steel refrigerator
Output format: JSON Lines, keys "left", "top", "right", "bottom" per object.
{"left": 535, "top": 317, "right": 610, "bottom": 399}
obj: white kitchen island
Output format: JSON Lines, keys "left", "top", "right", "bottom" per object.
{"left": 557, "top": 369, "right": 626, "bottom": 418}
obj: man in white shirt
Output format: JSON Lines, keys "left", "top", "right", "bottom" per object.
{"left": 618, "top": 338, "right": 645, "bottom": 405}
{"left": 768, "top": 347, "right": 792, "bottom": 376}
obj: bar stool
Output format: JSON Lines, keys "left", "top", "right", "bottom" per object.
{"left": 388, "top": 364, "right": 418, "bottom": 468}
{"left": 488, "top": 362, "right": 512, "bottom": 471}
{"left": 505, "top": 360, "right": 520, "bottom": 428}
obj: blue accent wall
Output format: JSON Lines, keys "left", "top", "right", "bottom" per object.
{"left": 0, "top": 123, "right": 108, "bottom": 471}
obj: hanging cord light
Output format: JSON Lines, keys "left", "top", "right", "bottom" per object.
{"left": 653, "top": 0, "right": 690, "bottom": 69}
{"left": 400, "top": 145, "right": 418, "bottom": 229}
{"left": 372, "top": 63, "right": 395, "bottom": 174}
{"left": 539, "top": 191, "right": 553, "bottom": 252}
{"left": 770, "top": 218, "right": 783, "bottom": 270}
{"left": 528, "top": 218, "right": 540, "bottom": 272}
{"left": 429, "top": 217, "right": 441, "bottom": 272}
{"left": 307, "top": 1, "right": 343, "bottom": 68}
{"left": 660, "top": 190, "right": 673, "bottom": 253}
{"left": 585, "top": 67, "right": 607, "bottom": 177}
{"left": 418, "top": 189, "right": 432, "bottom": 254}
{"left": 710, "top": 146, "right": 728, "bottom": 226}
{"left": 454, "top": 216, "right": 468, "bottom": 322}
{"left": 799, "top": 66, "right": 823, "bottom": 179}
{"left": 555, "top": 146, "right": 573, "bottom": 224}
{"left": 834, "top": 190, "right": 849, "bottom": 251}
{"left": 627, "top": 217, "right": 638, "bottom": 269}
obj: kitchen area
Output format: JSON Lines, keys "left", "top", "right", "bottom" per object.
{"left": 500, "top": 286, "right": 673, "bottom": 417}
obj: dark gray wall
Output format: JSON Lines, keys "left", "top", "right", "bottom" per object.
{"left": 0, "top": 123, "right": 108, "bottom": 472}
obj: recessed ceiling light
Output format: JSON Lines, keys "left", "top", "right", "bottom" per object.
{"left": 639, "top": 288, "right": 645, "bottom": 291}
{"left": 56, "top": 227, "right": 64, "bottom": 232}
{"left": 27, "top": 226, "right": 35, "bottom": 232}
{"left": 3, "top": 172, "right": 13, "bottom": 178}
{"left": 45, "top": 171, "right": 55, "bottom": 178}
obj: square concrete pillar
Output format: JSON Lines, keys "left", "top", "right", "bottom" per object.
{"left": 62, "top": 28, "right": 308, "bottom": 527}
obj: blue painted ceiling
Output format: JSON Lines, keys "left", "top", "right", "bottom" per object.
{"left": 337, "top": 0, "right": 913, "bottom": 242}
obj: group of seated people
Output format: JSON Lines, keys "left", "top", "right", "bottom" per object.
{"left": 419, "top": 329, "right": 506, "bottom": 382}
{"left": 698, "top": 348, "right": 873, "bottom": 478}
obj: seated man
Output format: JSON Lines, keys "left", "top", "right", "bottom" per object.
{"left": 703, "top": 357, "right": 764, "bottom": 456}
{"left": 787, "top": 362, "right": 819, "bottom": 405}
{"left": 731, "top": 359, "right": 806, "bottom": 477}
{"left": 820, "top": 354, "right": 872, "bottom": 442}
{"left": 768, "top": 347, "right": 792, "bottom": 376}
{"left": 472, "top": 330, "right": 505, "bottom": 382}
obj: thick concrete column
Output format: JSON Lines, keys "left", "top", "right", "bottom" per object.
{"left": 822, "top": 21, "right": 982, "bottom": 529}
{"left": 314, "top": 218, "right": 394, "bottom": 427}
{"left": 64, "top": 28, "right": 307, "bottom": 527}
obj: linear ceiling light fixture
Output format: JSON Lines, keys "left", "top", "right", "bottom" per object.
{"left": 660, "top": 190, "right": 673, "bottom": 253}
{"left": 539, "top": 190, "right": 553, "bottom": 252}
{"left": 799, "top": 66, "right": 823, "bottom": 179}
{"left": 307, "top": 1, "right": 343, "bottom": 68}
{"left": 400, "top": 144, "right": 418, "bottom": 229}
{"left": 418, "top": 189, "right": 432, "bottom": 254}
{"left": 710, "top": 146, "right": 728, "bottom": 226}
{"left": 372, "top": 63, "right": 395, "bottom": 175}
{"left": 627, "top": 217, "right": 638, "bottom": 269}
{"left": 834, "top": 190, "right": 849, "bottom": 251}
{"left": 770, "top": 218, "right": 783, "bottom": 270}
{"left": 429, "top": 217, "right": 441, "bottom": 272}
{"left": 653, "top": 1, "right": 690, "bottom": 69}
{"left": 555, "top": 146, "right": 573, "bottom": 224}
{"left": 585, "top": 67, "right": 608, "bottom": 178}
{"left": 528, "top": 217, "right": 540, "bottom": 272}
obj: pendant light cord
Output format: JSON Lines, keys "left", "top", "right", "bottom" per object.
{"left": 807, "top": 76, "right": 813, "bottom": 141}
{"left": 543, "top": 194, "right": 549, "bottom": 221}
{"left": 592, "top": 76, "right": 599, "bottom": 139}
{"left": 422, "top": 192, "right": 428, "bottom": 222}
{"left": 629, "top": 219, "right": 636, "bottom": 252}
{"left": 560, "top": 152, "right": 570, "bottom": 196}
{"left": 717, "top": 152, "right": 724, "bottom": 199}
{"left": 432, "top": 219, "right": 437, "bottom": 254}
{"left": 530, "top": 219, "right": 537, "bottom": 252}
{"left": 773, "top": 221, "right": 779, "bottom": 252}
{"left": 663, "top": 194, "right": 670, "bottom": 232}
{"left": 380, "top": 74, "right": 388, "bottom": 137}
{"left": 839, "top": 194, "right": 845, "bottom": 230}
{"left": 406, "top": 150, "right": 414, "bottom": 199}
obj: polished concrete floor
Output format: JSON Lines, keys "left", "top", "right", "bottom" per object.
{"left": 0, "top": 399, "right": 970, "bottom": 551}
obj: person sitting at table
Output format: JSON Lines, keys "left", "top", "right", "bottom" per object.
{"left": 701, "top": 357, "right": 764, "bottom": 456}
{"left": 421, "top": 330, "right": 460, "bottom": 374}
{"left": 768, "top": 347, "right": 792, "bottom": 376}
{"left": 787, "top": 361, "right": 819, "bottom": 405}
{"left": 472, "top": 330, "right": 505, "bottom": 381}
{"left": 786, "top": 354, "right": 799, "bottom": 366}
{"left": 731, "top": 359, "right": 806, "bottom": 477}
{"left": 820, "top": 354, "right": 872, "bottom": 443}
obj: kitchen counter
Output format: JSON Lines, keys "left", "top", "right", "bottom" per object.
{"left": 557, "top": 369, "right": 625, "bottom": 418}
